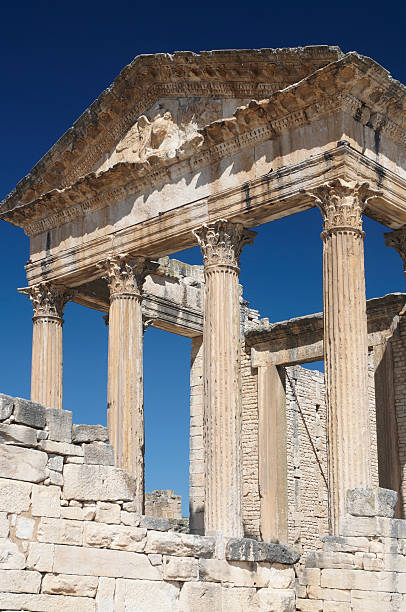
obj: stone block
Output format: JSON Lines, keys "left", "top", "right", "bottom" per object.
{"left": 84, "top": 522, "right": 146, "bottom": 552}
{"left": 53, "top": 544, "right": 162, "bottom": 580}
{"left": 298, "top": 567, "right": 320, "bottom": 586}
{"left": 347, "top": 487, "right": 398, "bottom": 518}
{"left": 84, "top": 442, "right": 114, "bottom": 466}
{"left": 45, "top": 408, "right": 72, "bottom": 442}
{"left": 13, "top": 398, "right": 46, "bottom": 428}
{"left": 146, "top": 531, "right": 215, "bottom": 557}
{"left": 42, "top": 573, "right": 98, "bottom": 597}
{"left": 307, "top": 585, "right": 350, "bottom": 601}
{"left": 177, "top": 582, "right": 221, "bottom": 612}
{"left": 296, "top": 600, "right": 323, "bottom": 611}
{"left": 225, "top": 537, "right": 300, "bottom": 564}
{"left": 40, "top": 440, "right": 84, "bottom": 456}
{"left": 0, "top": 540, "right": 26, "bottom": 569}
{"left": 15, "top": 516, "right": 35, "bottom": 539}
{"left": 324, "top": 603, "right": 350, "bottom": 611}
{"left": 339, "top": 516, "right": 393, "bottom": 538}
{"left": 254, "top": 588, "right": 295, "bottom": 611}
{"left": 47, "top": 469, "right": 64, "bottom": 485}
{"left": 0, "top": 592, "right": 96, "bottom": 611}
{"left": 321, "top": 535, "right": 369, "bottom": 553}
{"left": 0, "top": 569, "right": 41, "bottom": 593}
{"left": 163, "top": 556, "right": 198, "bottom": 581}
{"left": 32, "top": 484, "right": 61, "bottom": 517}
{"left": 0, "top": 478, "right": 31, "bottom": 513}
{"left": 0, "top": 445, "right": 47, "bottom": 483}
{"left": 199, "top": 558, "right": 271, "bottom": 587}
{"left": 95, "top": 502, "right": 121, "bottom": 524}
{"left": 306, "top": 551, "right": 356, "bottom": 570}
{"left": 221, "top": 586, "right": 257, "bottom": 611}
{"left": 72, "top": 424, "right": 108, "bottom": 443}
{"left": 321, "top": 568, "right": 397, "bottom": 591}
{"left": 63, "top": 464, "right": 136, "bottom": 501}
{"left": 0, "top": 423, "right": 37, "bottom": 446}
{"left": 47, "top": 454, "right": 64, "bottom": 471}
{"left": 38, "top": 517, "right": 83, "bottom": 545}
{"left": 61, "top": 506, "right": 84, "bottom": 520}
{"left": 95, "top": 576, "right": 115, "bottom": 611}
{"left": 121, "top": 510, "right": 139, "bottom": 526}
{"left": 0, "top": 513, "right": 9, "bottom": 538}
{"left": 140, "top": 515, "right": 170, "bottom": 531}
{"left": 114, "top": 578, "right": 179, "bottom": 612}
{"left": 26, "top": 542, "right": 55, "bottom": 572}
{"left": 0, "top": 394, "right": 14, "bottom": 421}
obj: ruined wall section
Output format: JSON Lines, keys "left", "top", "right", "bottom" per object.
{"left": 145, "top": 490, "right": 182, "bottom": 520}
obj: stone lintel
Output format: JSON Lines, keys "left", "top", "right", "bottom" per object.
{"left": 346, "top": 487, "right": 398, "bottom": 518}
{"left": 225, "top": 537, "right": 300, "bottom": 565}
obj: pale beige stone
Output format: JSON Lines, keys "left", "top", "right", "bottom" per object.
{"left": 84, "top": 522, "right": 146, "bottom": 552}
{"left": 321, "top": 568, "right": 398, "bottom": 591}
{"left": 199, "top": 558, "right": 271, "bottom": 587}
{"left": 0, "top": 446, "right": 47, "bottom": 483}
{"left": 15, "top": 516, "right": 35, "bottom": 539}
{"left": 0, "top": 512, "right": 9, "bottom": 538}
{"left": 32, "top": 484, "right": 61, "bottom": 517}
{"left": 114, "top": 578, "right": 179, "bottom": 612}
{"left": 296, "top": 600, "right": 323, "bottom": 612}
{"left": 0, "top": 569, "right": 41, "bottom": 593}
{"left": 177, "top": 582, "right": 221, "bottom": 612}
{"left": 254, "top": 587, "right": 295, "bottom": 611}
{"left": 95, "top": 502, "right": 121, "bottom": 524}
{"left": 0, "top": 540, "right": 26, "bottom": 569}
{"left": 163, "top": 555, "right": 198, "bottom": 581}
{"left": 38, "top": 517, "right": 83, "bottom": 545}
{"left": 145, "top": 530, "right": 214, "bottom": 557}
{"left": 0, "top": 592, "right": 95, "bottom": 611}
{"left": 41, "top": 440, "right": 84, "bottom": 456}
{"left": 63, "top": 464, "right": 136, "bottom": 501}
{"left": 95, "top": 576, "right": 115, "bottom": 611}
{"left": 61, "top": 506, "right": 84, "bottom": 520}
{"left": 26, "top": 542, "right": 55, "bottom": 572}
{"left": 42, "top": 573, "right": 98, "bottom": 597}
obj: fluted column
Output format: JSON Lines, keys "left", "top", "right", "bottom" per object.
{"left": 26, "top": 283, "right": 71, "bottom": 409}
{"left": 99, "top": 253, "right": 156, "bottom": 513}
{"left": 384, "top": 226, "right": 406, "bottom": 285}
{"left": 306, "top": 179, "right": 381, "bottom": 533}
{"left": 194, "top": 219, "right": 256, "bottom": 537}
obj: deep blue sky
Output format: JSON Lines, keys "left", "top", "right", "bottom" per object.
{"left": 1, "top": 1, "right": 405, "bottom": 514}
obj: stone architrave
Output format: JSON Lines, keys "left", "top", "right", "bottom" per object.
{"left": 306, "top": 179, "right": 381, "bottom": 534}
{"left": 384, "top": 226, "right": 406, "bottom": 284}
{"left": 194, "top": 219, "right": 256, "bottom": 537}
{"left": 25, "top": 283, "right": 71, "bottom": 410}
{"left": 99, "top": 253, "right": 156, "bottom": 514}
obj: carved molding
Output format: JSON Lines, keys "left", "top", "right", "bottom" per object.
{"left": 384, "top": 226, "right": 406, "bottom": 268}
{"left": 98, "top": 253, "right": 158, "bottom": 298}
{"left": 24, "top": 282, "right": 72, "bottom": 318}
{"left": 304, "top": 179, "right": 382, "bottom": 234}
{"left": 193, "top": 219, "right": 256, "bottom": 269}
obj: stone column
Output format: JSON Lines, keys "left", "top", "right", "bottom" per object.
{"left": 306, "top": 179, "right": 381, "bottom": 534}
{"left": 194, "top": 219, "right": 256, "bottom": 537}
{"left": 26, "top": 282, "right": 71, "bottom": 410}
{"left": 384, "top": 226, "right": 406, "bottom": 284}
{"left": 99, "top": 253, "right": 156, "bottom": 513}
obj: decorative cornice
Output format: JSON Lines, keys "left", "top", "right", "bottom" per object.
{"left": 21, "top": 282, "right": 72, "bottom": 319}
{"left": 384, "top": 226, "right": 406, "bottom": 269}
{"left": 193, "top": 219, "right": 256, "bottom": 270}
{"left": 98, "top": 253, "right": 158, "bottom": 298}
{"left": 304, "top": 179, "right": 382, "bottom": 234}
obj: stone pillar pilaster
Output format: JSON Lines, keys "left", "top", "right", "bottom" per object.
{"left": 384, "top": 226, "right": 406, "bottom": 284}
{"left": 99, "top": 253, "right": 156, "bottom": 513}
{"left": 26, "top": 282, "right": 71, "bottom": 410}
{"left": 306, "top": 179, "right": 381, "bottom": 534}
{"left": 194, "top": 219, "right": 256, "bottom": 537}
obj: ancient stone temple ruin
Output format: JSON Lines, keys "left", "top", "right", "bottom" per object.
{"left": 0, "top": 45, "right": 405, "bottom": 610}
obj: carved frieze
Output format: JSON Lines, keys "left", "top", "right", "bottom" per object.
{"left": 98, "top": 253, "right": 158, "bottom": 298}
{"left": 193, "top": 219, "right": 256, "bottom": 269}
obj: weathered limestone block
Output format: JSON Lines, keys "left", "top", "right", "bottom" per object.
{"left": 41, "top": 440, "right": 84, "bottom": 456}
{"left": 63, "top": 464, "right": 136, "bottom": 501}
{"left": 0, "top": 423, "right": 37, "bottom": 446}
{"left": 84, "top": 442, "right": 114, "bottom": 466}
{"left": 163, "top": 556, "right": 198, "bottom": 581}
{"left": 321, "top": 567, "right": 399, "bottom": 590}
{"left": 0, "top": 478, "right": 31, "bottom": 514}
{"left": 0, "top": 540, "right": 26, "bottom": 569}
{"left": 72, "top": 424, "right": 109, "bottom": 443}
{"left": 15, "top": 516, "right": 35, "bottom": 539}
{"left": 296, "top": 601, "right": 323, "bottom": 612}
{"left": 121, "top": 510, "right": 139, "bottom": 526}
{"left": 339, "top": 516, "right": 401, "bottom": 538}
{"left": 26, "top": 542, "right": 55, "bottom": 572}
{"left": 53, "top": 544, "right": 162, "bottom": 579}
{"left": 38, "top": 517, "right": 84, "bottom": 546}
{"left": 145, "top": 531, "right": 215, "bottom": 557}
{"left": 347, "top": 487, "right": 398, "bottom": 518}
{"left": 32, "top": 484, "right": 61, "bottom": 517}
{"left": 42, "top": 573, "right": 98, "bottom": 597}
{"left": 254, "top": 587, "right": 296, "bottom": 612}
{"left": 0, "top": 569, "right": 41, "bottom": 593}
{"left": 225, "top": 538, "right": 300, "bottom": 564}
{"left": 84, "top": 522, "right": 146, "bottom": 552}
{"left": 306, "top": 585, "right": 350, "bottom": 601}
{"left": 48, "top": 454, "right": 64, "bottom": 471}
{"left": 95, "top": 576, "right": 115, "bottom": 611}
{"left": 61, "top": 506, "right": 84, "bottom": 520}
{"left": 13, "top": 398, "right": 46, "bottom": 428}
{"left": 0, "top": 445, "right": 47, "bottom": 482}
{"left": 114, "top": 578, "right": 179, "bottom": 612}
{"left": 0, "top": 394, "right": 14, "bottom": 421}
{"left": 140, "top": 515, "right": 170, "bottom": 531}
{"left": 95, "top": 502, "right": 121, "bottom": 524}
{"left": 177, "top": 582, "right": 221, "bottom": 612}
{"left": 46, "top": 407, "right": 72, "bottom": 442}
{"left": 321, "top": 535, "right": 370, "bottom": 553}
{"left": 0, "top": 512, "right": 9, "bottom": 538}
{"left": 47, "top": 468, "right": 64, "bottom": 485}
{"left": 0, "top": 592, "right": 96, "bottom": 611}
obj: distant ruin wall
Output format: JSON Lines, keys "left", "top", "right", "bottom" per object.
{"left": 145, "top": 490, "right": 182, "bottom": 519}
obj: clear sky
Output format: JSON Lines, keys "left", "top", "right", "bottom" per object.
{"left": 1, "top": 0, "right": 405, "bottom": 515}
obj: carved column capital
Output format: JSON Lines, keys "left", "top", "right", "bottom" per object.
{"left": 193, "top": 219, "right": 257, "bottom": 270}
{"left": 25, "top": 282, "right": 72, "bottom": 319}
{"left": 98, "top": 253, "right": 158, "bottom": 299}
{"left": 384, "top": 227, "right": 406, "bottom": 268}
{"left": 304, "top": 179, "right": 382, "bottom": 236}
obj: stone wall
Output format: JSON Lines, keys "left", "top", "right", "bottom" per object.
{"left": 391, "top": 311, "right": 406, "bottom": 517}
{"left": 145, "top": 490, "right": 182, "bottom": 519}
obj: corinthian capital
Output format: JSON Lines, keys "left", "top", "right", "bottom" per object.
{"left": 193, "top": 219, "right": 256, "bottom": 269}
{"left": 305, "top": 179, "right": 382, "bottom": 234}
{"left": 384, "top": 226, "right": 406, "bottom": 268}
{"left": 98, "top": 253, "right": 157, "bottom": 297}
{"left": 24, "top": 282, "right": 72, "bottom": 318}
